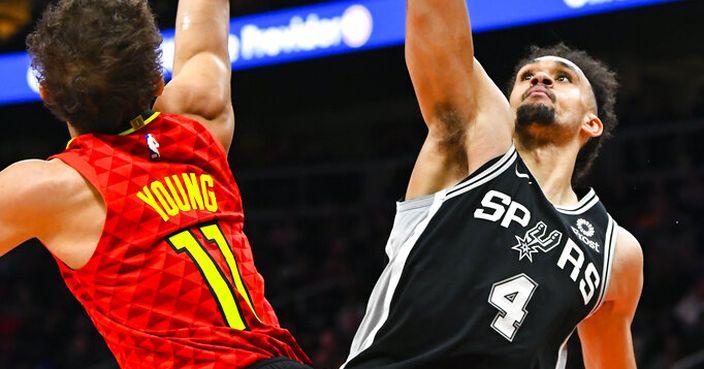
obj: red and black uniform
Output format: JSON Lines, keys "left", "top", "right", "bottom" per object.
{"left": 49, "top": 112, "right": 310, "bottom": 369}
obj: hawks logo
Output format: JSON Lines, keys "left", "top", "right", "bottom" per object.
{"left": 511, "top": 222, "right": 563, "bottom": 262}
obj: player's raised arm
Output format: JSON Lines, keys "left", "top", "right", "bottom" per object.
{"left": 405, "top": 0, "right": 513, "bottom": 199}
{"left": 155, "top": 0, "right": 234, "bottom": 153}
{"left": 577, "top": 228, "right": 643, "bottom": 369}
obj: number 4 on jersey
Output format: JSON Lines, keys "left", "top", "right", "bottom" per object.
{"left": 488, "top": 273, "right": 538, "bottom": 342}
{"left": 168, "top": 223, "right": 260, "bottom": 330}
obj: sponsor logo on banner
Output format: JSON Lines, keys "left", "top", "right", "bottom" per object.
{"left": 159, "top": 4, "right": 374, "bottom": 73}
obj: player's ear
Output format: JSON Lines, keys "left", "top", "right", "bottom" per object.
{"left": 582, "top": 114, "right": 603, "bottom": 139}
{"left": 154, "top": 76, "right": 165, "bottom": 97}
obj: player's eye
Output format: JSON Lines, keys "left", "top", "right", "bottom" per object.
{"left": 520, "top": 72, "right": 533, "bottom": 81}
{"left": 556, "top": 74, "right": 572, "bottom": 82}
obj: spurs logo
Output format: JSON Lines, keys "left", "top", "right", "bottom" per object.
{"left": 512, "top": 222, "right": 563, "bottom": 262}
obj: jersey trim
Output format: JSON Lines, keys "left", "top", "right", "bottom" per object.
{"left": 63, "top": 111, "right": 162, "bottom": 149}
{"left": 65, "top": 137, "right": 78, "bottom": 150}
{"left": 118, "top": 111, "right": 161, "bottom": 136}
{"left": 554, "top": 330, "right": 573, "bottom": 369}
{"left": 445, "top": 146, "right": 517, "bottom": 200}
{"left": 397, "top": 194, "right": 434, "bottom": 212}
{"left": 341, "top": 190, "right": 448, "bottom": 368}
{"left": 553, "top": 188, "right": 599, "bottom": 215}
{"left": 587, "top": 217, "right": 618, "bottom": 318}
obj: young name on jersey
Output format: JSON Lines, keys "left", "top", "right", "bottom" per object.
{"left": 137, "top": 172, "right": 219, "bottom": 221}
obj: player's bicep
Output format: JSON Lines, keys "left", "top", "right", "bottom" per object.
{"left": 463, "top": 62, "right": 514, "bottom": 173}
{"left": 578, "top": 228, "right": 643, "bottom": 369}
{"left": 155, "top": 52, "right": 235, "bottom": 152}
{"left": 406, "top": 60, "right": 514, "bottom": 197}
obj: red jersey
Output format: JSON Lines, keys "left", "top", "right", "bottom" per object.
{"left": 49, "top": 112, "right": 310, "bottom": 369}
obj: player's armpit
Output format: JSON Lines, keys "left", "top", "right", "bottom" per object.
{"left": 577, "top": 227, "right": 643, "bottom": 369}
{"left": 405, "top": 132, "right": 469, "bottom": 199}
{"left": 404, "top": 0, "right": 513, "bottom": 198}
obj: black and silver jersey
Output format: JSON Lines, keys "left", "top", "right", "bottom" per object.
{"left": 343, "top": 146, "right": 618, "bottom": 369}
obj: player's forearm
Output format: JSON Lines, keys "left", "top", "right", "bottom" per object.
{"left": 172, "top": 0, "right": 231, "bottom": 77}
{"left": 405, "top": 0, "right": 476, "bottom": 129}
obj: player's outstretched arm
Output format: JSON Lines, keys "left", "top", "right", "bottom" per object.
{"left": 577, "top": 227, "right": 643, "bottom": 369}
{"left": 404, "top": 0, "right": 513, "bottom": 199}
{"left": 154, "top": 0, "right": 235, "bottom": 153}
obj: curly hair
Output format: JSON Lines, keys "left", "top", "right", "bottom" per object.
{"left": 27, "top": 0, "right": 163, "bottom": 134}
{"left": 507, "top": 43, "right": 619, "bottom": 183}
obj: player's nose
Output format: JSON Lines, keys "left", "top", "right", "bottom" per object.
{"left": 531, "top": 72, "right": 554, "bottom": 86}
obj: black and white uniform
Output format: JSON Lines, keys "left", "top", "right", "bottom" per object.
{"left": 343, "top": 146, "right": 618, "bottom": 369}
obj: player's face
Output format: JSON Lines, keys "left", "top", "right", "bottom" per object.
{"left": 509, "top": 58, "right": 597, "bottom": 138}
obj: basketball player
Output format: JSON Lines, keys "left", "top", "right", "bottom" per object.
{"left": 342, "top": 1, "right": 643, "bottom": 368}
{"left": 0, "top": 1, "right": 312, "bottom": 368}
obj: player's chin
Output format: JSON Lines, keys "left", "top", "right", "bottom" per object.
{"left": 516, "top": 103, "right": 557, "bottom": 127}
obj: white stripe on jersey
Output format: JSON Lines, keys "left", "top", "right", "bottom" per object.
{"left": 554, "top": 332, "right": 571, "bottom": 369}
{"left": 553, "top": 189, "right": 599, "bottom": 215}
{"left": 445, "top": 148, "right": 518, "bottom": 200}
{"left": 342, "top": 190, "right": 445, "bottom": 368}
{"left": 587, "top": 216, "right": 618, "bottom": 318}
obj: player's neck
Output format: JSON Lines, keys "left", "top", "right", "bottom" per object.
{"left": 67, "top": 123, "right": 79, "bottom": 138}
{"left": 515, "top": 141, "right": 579, "bottom": 207}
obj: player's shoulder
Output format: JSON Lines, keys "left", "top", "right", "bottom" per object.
{"left": 614, "top": 227, "right": 643, "bottom": 271}
{"left": 1, "top": 159, "right": 87, "bottom": 208}
{"left": 603, "top": 226, "right": 643, "bottom": 309}
{"left": 0, "top": 159, "right": 89, "bottom": 242}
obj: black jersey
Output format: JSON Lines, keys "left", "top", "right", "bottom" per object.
{"left": 343, "top": 146, "right": 618, "bottom": 369}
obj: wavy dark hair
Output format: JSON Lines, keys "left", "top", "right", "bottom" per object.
{"left": 27, "top": 0, "right": 163, "bottom": 134}
{"left": 508, "top": 43, "right": 619, "bottom": 183}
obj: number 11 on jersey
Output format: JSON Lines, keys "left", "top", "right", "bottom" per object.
{"left": 488, "top": 273, "right": 538, "bottom": 342}
{"left": 168, "top": 223, "right": 260, "bottom": 330}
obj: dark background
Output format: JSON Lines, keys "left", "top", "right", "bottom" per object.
{"left": 1, "top": 1, "right": 703, "bottom": 368}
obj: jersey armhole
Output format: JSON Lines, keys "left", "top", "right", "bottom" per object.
{"left": 50, "top": 152, "right": 106, "bottom": 201}
{"left": 48, "top": 153, "right": 109, "bottom": 272}
{"left": 584, "top": 216, "right": 619, "bottom": 319}
{"left": 397, "top": 193, "right": 435, "bottom": 212}
{"left": 166, "top": 112, "right": 230, "bottom": 158}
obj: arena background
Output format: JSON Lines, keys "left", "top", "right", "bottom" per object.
{"left": 0, "top": 0, "right": 703, "bottom": 368}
